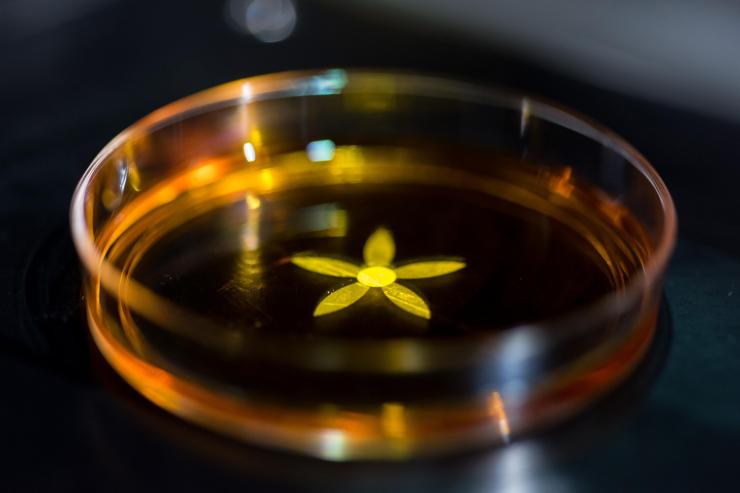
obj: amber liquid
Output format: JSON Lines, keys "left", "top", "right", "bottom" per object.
{"left": 94, "top": 145, "right": 650, "bottom": 403}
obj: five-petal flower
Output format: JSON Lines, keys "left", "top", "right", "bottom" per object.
{"left": 292, "top": 227, "right": 465, "bottom": 319}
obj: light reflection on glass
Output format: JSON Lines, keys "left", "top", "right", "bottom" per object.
{"left": 306, "top": 139, "right": 336, "bottom": 162}
{"left": 307, "top": 69, "right": 348, "bottom": 96}
{"left": 102, "top": 158, "right": 128, "bottom": 210}
{"left": 488, "top": 391, "right": 511, "bottom": 443}
{"left": 124, "top": 141, "right": 141, "bottom": 191}
{"left": 484, "top": 443, "right": 554, "bottom": 493}
{"left": 520, "top": 98, "right": 531, "bottom": 137}
{"left": 241, "top": 82, "right": 253, "bottom": 101}
{"left": 318, "top": 429, "right": 347, "bottom": 461}
{"left": 243, "top": 142, "right": 256, "bottom": 162}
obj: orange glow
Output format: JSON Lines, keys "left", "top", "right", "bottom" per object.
{"left": 550, "top": 166, "right": 574, "bottom": 197}
{"left": 381, "top": 402, "right": 407, "bottom": 438}
{"left": 250, "top": 128, "right": 263, "bottom": 147}
{"left": 190, "top": 163, "right": 218, "bottom": 185}
{"left": 488, "top": 391, "right": 511, "bottom": 442}
{"left": 259, "top": 169, "right": 275, "bottom": 190}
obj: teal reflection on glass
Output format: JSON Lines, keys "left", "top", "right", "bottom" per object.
{"left": 307, "top": 139, "right": 336, "bottom": 162}
{"left": 307, "top": 69, "right": 348, "bottom": 96}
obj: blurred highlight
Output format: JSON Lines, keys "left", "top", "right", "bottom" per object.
{"left": 306, "top": 139, "right": 336, "bottom": 162}
{"left": 243, "top": 142, "right": 256, "bottom": 162}
{"left": 226, "top": 0, "right": 296, "bottom": 43}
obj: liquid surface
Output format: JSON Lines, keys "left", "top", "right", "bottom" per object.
{"left": 94, "top": 146, "right": 650, "bottom": 390}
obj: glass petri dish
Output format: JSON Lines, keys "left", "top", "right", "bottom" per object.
{"left": 70, "top": 70, "right": 676, "bottom": 461}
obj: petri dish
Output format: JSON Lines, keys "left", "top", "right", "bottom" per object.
{"left": 70, "top": 70, "right": 676, "bottom": 460}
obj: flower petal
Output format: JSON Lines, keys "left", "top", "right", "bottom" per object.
{"left": 395, "top": 260, "right": 466, "bottom": 279}
{"left": 314, "top": 282, "right": 369, "bottom": 317}
{"left": 363, "top": 227, "right": 395, "bottom": 266}
{"left": 382, "top": 283, "right": 431, "bottom": 320}
{"left": 292, "top": 255, "right": 360, "bottom": 277}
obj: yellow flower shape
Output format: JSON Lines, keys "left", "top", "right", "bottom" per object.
{"left": 292, "top": 227, "right": 465, "bottom": 319}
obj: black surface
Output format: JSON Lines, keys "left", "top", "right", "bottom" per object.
{"left": 1, "top": 1, "right": 739, "bottom": 491}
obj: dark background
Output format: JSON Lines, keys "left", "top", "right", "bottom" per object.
{"left": 1, "top": 1, "right": 739, "bottom": 491}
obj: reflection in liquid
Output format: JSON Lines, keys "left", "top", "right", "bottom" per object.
{"left": 226, "top": 200, "right": 349, "bottom": 330}
{"left": 290, "top": 203, "right": 348, "bottom": 238}
{"left": 243, "top": 193, "right": 261, "bottom": 252}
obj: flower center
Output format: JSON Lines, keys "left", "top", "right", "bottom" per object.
{"left": 357, "top": 266, "right": 397, "bottom": 287}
